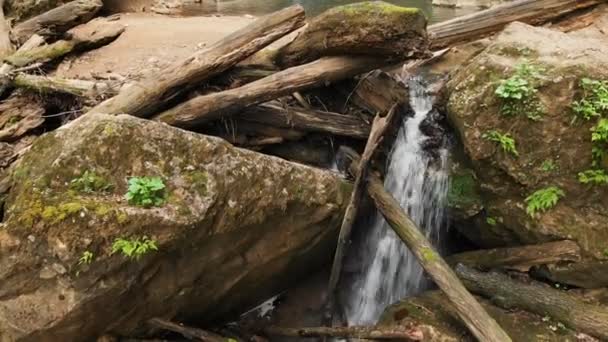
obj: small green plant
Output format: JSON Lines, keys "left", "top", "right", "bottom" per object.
{"left": 578, "top": 169, "right": 608, "bottom": 185}
{"left": 540, "top": 159, "right": 557, "bottom": 172}
{"left": 486, "top": 217, "right": 497, "bottom": 226}
{"left": 78, "top": 250, "right": 94, "bottom": 265}
{"left": 71, "top": 170, "right": 112, "bottom": 193}
{"left": 111, "top": 236, "right": 158, "bottom": 259}
{"left": 483, "top": 130, "right": 519, "bottom": 156}
{"left": 495, "top": 62, "right": 545, "bottom": 120}
{"left": 573, "top": 78, "right": 608, "bottom": 120}
{"left": 125, "top": 176, "right": 166, "bottom": 208}
{"left": 525, "top": 186, "right": 565, "bottom": 217}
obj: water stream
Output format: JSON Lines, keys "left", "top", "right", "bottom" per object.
{"left": 346, "top": 77, "right": 449, "bottom": 324}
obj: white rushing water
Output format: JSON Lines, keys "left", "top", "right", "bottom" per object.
{"left": 346, "top": 76, "right": 449, "bottom": 325}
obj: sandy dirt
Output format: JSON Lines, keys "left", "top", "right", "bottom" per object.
{"left": 55, "top": 13, "right": 255, "bottom": 80}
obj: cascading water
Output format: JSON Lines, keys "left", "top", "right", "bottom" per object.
{"left": 346, "top": 76, "right": 449, "bottom": 325}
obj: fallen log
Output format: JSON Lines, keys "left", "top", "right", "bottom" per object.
{"left": 0, "top": 0, "right": 12, "bottom": 58}
{"left": 532, "top": 260, "right": 608, "bottom": 289}
{"left": 13, "top": 73, "right": 119, "bottom": 98}
{"left": 348, "top": 69, "right": 409, "bottom": 114}
{"left": 10, "top": 0, "right": 103, "bottom": 45}
{"left": 87, "top": 5, "right": 305, "bottom": 118}
{"left": 265, "top": 325, "right": 423, "bottom": 340}
{"left": 0, "top": 34, "right": 45, "bottom": 94}
{"left": 155, "top": 56, "right": 383, "bottom": 128}
{"left": 238, "top": 102, "right": 370, "bottom": 139}
{"left": 455, "top": 264, "right": 608, "bottom": 340}
{"left": 148, "top": 318, "right": 229, "bottom": 342}
{"left": 447, "top": 240, "right": 582, "bottom": 271}
{"left": 323, "top": 105, "right": 396, "bottom": 326}
{"left": 428, "top": 0, "right": 601, "bottom": 49}
{"left": 341, "top": 148, "right": 512, "bottom": 342}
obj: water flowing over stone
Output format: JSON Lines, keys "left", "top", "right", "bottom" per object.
{"left": 346, "top": 77, "right": 449, "bottom": 325}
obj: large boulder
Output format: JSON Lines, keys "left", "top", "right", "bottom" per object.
{"left": 0, "top": 113, "right": 350, "bottom": 341}
{"left": 446, "top": 22, "right": 608, "bottom": 257}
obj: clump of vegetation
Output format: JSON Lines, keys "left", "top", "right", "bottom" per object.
{"left": 111, "top": 236, "right": 158, "bottom": 259}
{"left": 71, "top": 170, "right": 112, "bottom": 193}
{"left": 495, "top": 61, "right": 545, "bottom": 121}
{"left": 78, "top": 251, "right": 94, "bottom": 265}
{"left": 591, "top": 119, "right": 608, "bottom": 167}
{"left": 486, "top": 217, "right": 498, "bottom": 226}
{"left": 525, "top": 186, "right": 565, "bottom": 217}
{"left": 578, "top": 169, "right": 608, "bottom": 185}
{"left": 483, "top": 130, "right": 519, "bottom": 156}
{"left": 540, "top": 159, "right": 558, "bottom": 172}
{"left": 125, "top": 177, "right": 166, "bottom": 208}
{"left": 573, "top": 78, "right": 608, "bottom": 120}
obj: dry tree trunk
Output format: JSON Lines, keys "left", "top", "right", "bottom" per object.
{"left": 10, "top": 0, "right": 103, "bottom": 45}
{"left": 12, "top": 73, "right": 119, "bottom": 98}
{"left": 154, "top": 56, "right": 384, "bottom": 128}
{"left": 428, "top": 0, "right": 601, "bottom": 49}
{"left": 447, "top": 240, "right": 582, "bottom": 271}
{"left": 456, "top": 264, "right": 608, "bottom": 340}
{"left": 87, "top": 5, "right": 306, "bottom": 118}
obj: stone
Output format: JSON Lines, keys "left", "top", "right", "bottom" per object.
{"left": 0, "top": 113, "right": 350, "bottom": 341}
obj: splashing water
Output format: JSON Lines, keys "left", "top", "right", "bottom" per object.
{"left": 346, "top": 77, "right": 449, "bottom": 325}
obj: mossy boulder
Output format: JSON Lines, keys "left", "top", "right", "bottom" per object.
{"left": 380, "top": 291, "right": 583, "bottom": 341}
{"left": 274, "top": 1, "right": 429, "bottom": 67}
{"left": 446, "top": 22, "right": 608, "bottom": 257}
{"left": 0, "top": 113, "right": 350, "bottom": 341}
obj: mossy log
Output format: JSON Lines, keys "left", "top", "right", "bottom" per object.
{"left": 273, "top": 1, "right": 429, "bottom": 68}
{"left": 265, "top": 325, "right": 423, "bottom": 340}
{"left": 341, "top": 148, "right": 512, "bottom": 342}
{"left": 154, "top": 56, "right": 384, "bottom": 129}
{"left": 455, "top": 264, "right": 608, "bottom": 340}
{"left": 13, "top": 73, "right": 118, "bottom": 99}
{"left": 238, "top": 102, "right": 370, "bottom": 139}
{"left": 428, "top": 0, "right": 601, "bottom": 49}
{"left": 87, "top": 5, "right": 305, "bottom": 118}
{"left": 447, "top": 240, "right": 582, "bottom": 271}
{"left": 10, "top": 0, "right": 102, "bottom": 45}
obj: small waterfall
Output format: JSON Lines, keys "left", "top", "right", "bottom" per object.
{"left": 346, "top": 76, "right": 449, "bottom": 325}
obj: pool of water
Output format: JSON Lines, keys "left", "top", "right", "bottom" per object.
{"left": 180, "top": 0, "right": 476, "bottom": 23}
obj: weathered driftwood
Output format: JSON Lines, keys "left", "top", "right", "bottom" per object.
{"left": 349, "top": 69, "right": 409, "bottom": 114}
{"left": 323, "top": 105, "right": 396, "bottom": 327}
{"left": 456, "top": 264, "right": 608, "bottom": 340}
{"left": 428, "top": 0, "right": 602, "bottom": 49}
{"left": 155, "top": 56, "right": 383, "bottom": 128}
{"left": 11, "top": 0, "right": 103, "bottom": 45}
{"left": 265, "top": 325, "right": 423, "bottom": 340}
{"left": 532, "top": 260, "right": 608, "bottom": 289}
{"left": 238, "top": 102, "right": 370, "bottom": 139}
{"left": 273, "top": 1, "right": 429, "bottom": 68}
{"left": 447, "top": 240, "right": 582, "bottom": 271}
{"left": 13, "top": 73, "right": 118, "bottom": 99}
{"left": 0, "top": 0, "right": 13, "bottom": 58}
{"left": 0, "top": 92, "right": 45, "bottom": 142}
{"left": 6, "top": 19, "right": 125, "bottom": 67}
{"left": 87, "top": 5, "right": 305, "bottom": 118}
{"left": 148, "top": 318, "right": 230, "bottom": 342}
{"left": 341, "top": 148, "right": 511, "bottom": 342}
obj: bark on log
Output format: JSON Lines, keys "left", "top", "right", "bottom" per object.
{"left": 455, "top": 264, "right": 608, "bottom": 340}
{"left": 13, "top": 73, "right": 118, "bottom": 98}
{"left": 154, "top": 56, "right": 383, "bottom": 128}
{"left": 238, "top": 102, "right": 370, "bottom": 139}
{"left": 11, "top": 0, "right": 103, "bottom": 45}
{"left": 323, "top": 106, "right": 396, "bottom": 327}
{"left": 0, "top": 0, "right": 13, "bottom": 58}
{"left": 447, "top": 240, "right": 582, "bottom": 271}
{"left": 0, "top": 92, "right": 45, "bottom": 142}
{"left": 265, "top": 325, "right": 423, "bottom": 340}
{"left": 87, "top": 5, "right": 305, "bottom": 118}
{"left": 349, "top": 69, "right": 409, "bottom": 114}
{"left": 532, "top": 260, "right": 608, "bottom": 289}
{"left": 148, "top": 318, "right": 230, "bottom": 342}
{"left": 0, "top": 34, "right": 44, "bottom": 94}
{"left": 428, "top": 0, "right": 601, "bottom": 49}
{"left": 341, "top": 148, "right": 511, "bottom": 342}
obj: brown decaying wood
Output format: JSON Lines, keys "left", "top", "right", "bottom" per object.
{"left": 265, "top": 325, "right": 423, "bottom": 340}
{"left": 11, "top": 0, "right": 103, "bottom": 45}
{"left": 341, "top": 149, "right": 511, "bottom": 342}
{"left": 87, "top": 5, "right": 306, "bottom": 118}
{"left": 148, "top": 318, "right": 233, "bottom": 342}
{"left": 350, "top": 69, "right": 409, "bottom": 114}
{"left": 12, "top": 73, "right": 119, "bottom": 99}
{"left": 447, "top": 240, "right": 582, "bottom": 271}
{"left": 154, "top": 56, "right": 383, "bottom": 128}
{"left": 456, "top": 264, "right": 608, "bottom": 340}
{"left": 0, "top": 0, "right": 13, "bottom": 58}
{"left": 238, "top": 102, "right": 370, "bottom": 139}
{"left": 428, "top": 0, "right": 601, "bottom": 49}
{"left": 323, "top": 105, "right": 397, "bottom": 327}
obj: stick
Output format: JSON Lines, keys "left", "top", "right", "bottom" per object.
{"left": 455, "top": 264, "right": 608, "bottom": 340}
{"left": 342, "top": 149, "right": 512, "bottom": 342}
{"left": 322, "top": 104, "right": 397, "bottom": 326}
{"left": 148, "top": 318, "right": 230, "bottom": 342}
{"left": 265, "top": 325, "right": 423, "bottom": 340}
{"left": 154, "top": 56, "right": 384, "bottom": 128}
{"left": 87, "top": 5, "right": 305, "bottom": 118}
